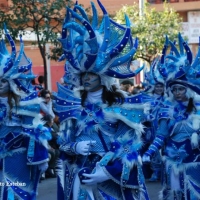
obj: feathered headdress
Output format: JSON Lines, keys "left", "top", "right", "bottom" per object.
{"left": 0, "top": 24, "right": 36, "bottom": 97}
{"left": 142, "top": 56, "right": 164, "bottom": 93}
{"left": 158, "top": 33, "right": 200, "bottom": 95}
{"left": 0, "top": 25, "right": 51, "bottom": 144}
{"left": 58, "top": 0, "right": 143, "bottom": 89}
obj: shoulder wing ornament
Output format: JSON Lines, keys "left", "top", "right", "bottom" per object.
{"left": 103, "top": 93, "right": 153, "bottom": 131}
{"left": 53, "top": 83, "right": 82, "bottom": 123}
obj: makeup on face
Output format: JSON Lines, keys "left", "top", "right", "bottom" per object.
{"left": 154, "top": 83, "right": 164, "bottom": 95}
{"left": 81, "top": 72, "right": 102, "bottom": 92}
{"left": 0, "top": 77, "right": 9, "bottom": 96}
{"left": 171, "top": 85, "right": 188, "bottom": 102}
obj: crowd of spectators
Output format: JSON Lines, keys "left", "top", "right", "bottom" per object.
{"left": 120, "top": 79, "right": 144, "bottom": 95}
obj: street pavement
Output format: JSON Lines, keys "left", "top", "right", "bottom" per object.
{"left": 37, "top": 178, "right": 162, "bottom": 200}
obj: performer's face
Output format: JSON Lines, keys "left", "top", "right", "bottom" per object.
{"left": 154, "top": 83, "right": 164, "bottom": 95}
{"left": 81, "top": 72, "right": 102, "bottom": 92}
{"left": 44, "top": 93, "right": 51, "bottom": 103}
{"left": 171, "top": 85, "right": 188, "bottom": 102}
{"left": 0, "top": 77, "right": 9, "bottom": 96}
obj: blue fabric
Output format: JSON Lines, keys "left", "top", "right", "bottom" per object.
{"left": 105, "top": 159, "right": 139, "bottom": 186}
{"left": 98, "top": 189, "right": 117, "bottom": 200}
{"left": 25, "top": 137, "right": 48, "bottom": 164}
{"left": 0, "top": 103, "right": 7, "bottom": 122}
{"left": 145, "top": 135, "right": 165, "bottom": 157}
{"left": 150, "top": 99, "right": 200, "bottom": 199}
{"left": 57, "top": 176, "right": 65, "bottom": 200}
{"left": 4, "top": 150, "right": 40, "bottom": 200}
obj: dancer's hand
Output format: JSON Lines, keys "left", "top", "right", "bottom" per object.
{"left": 142, "top": 155, "right": 151, "bottom": 163}
{"left": 82, "top": 163, "right": 109, "bottom": 185}
{"left": 75, "top": 140, "right": 96, "bottom": 155}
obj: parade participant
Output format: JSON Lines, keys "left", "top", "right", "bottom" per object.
{"left": 142, "top": 57, "right": 165, "bottom": 181}
{"left": 53, "top": 0, "right": 152, "bottom": 199}
{"left": 143, "top": 34, "right": 200, "bottom": 199}
{"left": 0, "top": 25, "right": 51, "bottom": 199}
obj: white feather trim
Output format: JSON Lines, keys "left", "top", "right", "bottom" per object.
{"left": 120, "top": 103, "right": 149, "bottom": 109}
{"left": 73, "top": 86, "right": 83, "bottom": 98}
{"left": 137, "top": 155, "right": 142, "bottom": 166}
{"left": 13, "top": 109, "right": 39, "bottom": 117}
{"left": 104, "top": 111, "right": 144, "bottom": 133}
{"left": 122, "top": 159, "right": 139, "bottom": 168}
{"left": 100, "top": 74, "right": 115, "bottom": 90}
{"left": 56, "top": 159, "right": 65, "bottom": 190}
{"left": 143, "top": 102, "right": 151, "bottom": 115}
{"left": 194, "top": 93, "right": 200, "bottom": 102}
{"left": 191, "top": 132, "right": 199, "bottom": 148}
{"left": 19, "top": 98, "right": 42, "bottom": 106}
{"left": 164, "top": 156, "right": 184, "bottom": 176}
{"left": 32, "top": 114, "right": 45, "bottom": 125}
{"left": 186, "top": 88, "right": 195, "bottom": 99}
{"left": 192, "top": 116, "right": 200, "bottom": 130}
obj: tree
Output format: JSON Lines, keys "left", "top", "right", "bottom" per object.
{"left": 114, "top": 2, "right": 183, "bottom": 63}
{"left": 0, "top": 0, "right": 72, "bottom": 89}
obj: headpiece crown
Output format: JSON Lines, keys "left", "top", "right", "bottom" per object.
{"left": 159, "top": 34, "right": 200, "bottom": 94}
{"left": 59, "top": 0, "right": 143, "bottom": 89}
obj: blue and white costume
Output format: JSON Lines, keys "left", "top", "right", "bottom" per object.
{"left": 142, "top": 57, "right": 165, "bottom": 181}
{"left": 0, "top": 26, "right": 51, "bottom": 200}
{"left": 55, "top": 86, "right": 151, "bottom": 200}
{"left": 143, "top": 34, "right": 200, "bottom": 199}
{"left": 54, "top": 0, "right": 151, "bottom": 199}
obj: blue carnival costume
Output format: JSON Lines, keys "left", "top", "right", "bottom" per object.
{"left": 143, "top": 34, "right": 200, "bottom": 199}
{"left": 142, "top": 57, "right": 165, "bottom": 181}
{"left": 54, "top": 1, "right": 151, "bottom": 199}
{"left": 0, "top": 25, "right": 51, "bottom": 200}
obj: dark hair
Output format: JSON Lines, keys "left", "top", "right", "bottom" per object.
{"left": 2, "top": 81, "right": 20, "bottom": 119}
{"left": 40, "top": 89, "right": 51, "bottom": 98}
{"left": 42, "top": 114, "right": 53, "bottom": 124}
{"left": 121, "top": 80, "right": 134, "bottom": 86}
{"left": 186, "top": 97, "right": 196, "bottom": 114}
{"left": 81, "top": 85, "right": 124, "bottom": 107}
{"left": 8, "top": 91, "right": 20, "bottom": 119}
{"left": 38, "top": 76, "right": 44, "bottom": 84}
{"left": 31, "top": 79, "right": 36, "bottom": 85}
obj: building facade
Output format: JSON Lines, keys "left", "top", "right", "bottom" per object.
{"left": 147, "top": 0, "right": 200, "bottom": 54}
{"left": 1, "top": 0, "right": 199, "bottom": 90}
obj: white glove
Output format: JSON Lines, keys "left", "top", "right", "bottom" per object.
{"left": 82, "top": 162, "right": 109, "bottom": 185}
{"left": 75, "top": 140, "right": 96, "bottom": 155}
{"left": 142, "top": 155, "right": 151, "bottom": 163}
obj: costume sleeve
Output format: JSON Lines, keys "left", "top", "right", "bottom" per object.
{"left": 14, "top": 93, "right": 52, "bottom": 165}
{"left": 57, "top": 120, "right": 78, "bottom": 155}
{"left": 59, "top": 141, "right": 77, "bottom": 155}
{"left": 40, "top": 101, "right": 55, "bottom": 119}
{"left": 99, "top": 122, "right": 145, "bottom": 187}
{"left": 26, "top": 137, "right": 49, "bottom": 165}
{"left": 144, "top": 119, "right": 168, "bottom": 158}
